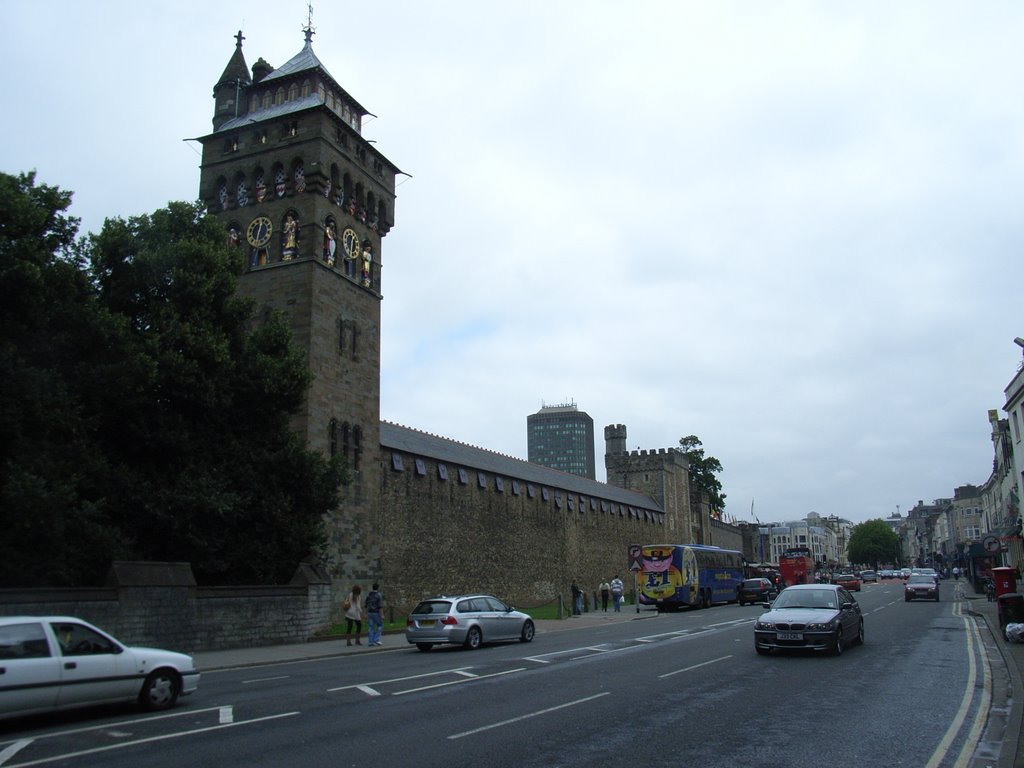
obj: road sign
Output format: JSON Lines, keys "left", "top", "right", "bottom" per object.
{"left": 628, "top": 544, "right": 642, "bottom": 572}
{"left": 982, "top": 535, "right": 1000, "bottom": 554}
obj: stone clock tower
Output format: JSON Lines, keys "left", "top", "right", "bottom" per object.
{"left": 197, "top": 26, "right": 401, "bottom": 584}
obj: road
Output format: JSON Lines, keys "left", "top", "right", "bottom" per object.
{"left": 0, "top": 580, "right": 995, "bottom": 767}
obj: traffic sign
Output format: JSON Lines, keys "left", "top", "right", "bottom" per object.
{"left": 982, "top": 535, "right": 1000, "bottom": 554}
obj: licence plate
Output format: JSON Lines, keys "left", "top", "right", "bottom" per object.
{"left": 777, "top": 632, "right": 803, "bottom": 640}
{"left": 418, "top": 620, "right": 436, "bottom": 627}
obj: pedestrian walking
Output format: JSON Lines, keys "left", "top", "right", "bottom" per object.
{"left": 571, "top": 581, "right": 583, "bottom": 615}
{"left": 344, "top": 584, "right": 363, "bottom": 646}
{"left": 610, "top": 575, "right": 624, "bottom": 612}
{"left": 600, "top": 580, "right": 611, "bottom": 612}
{"left": 365, "top": 582, "right": 384, "bottom": 646}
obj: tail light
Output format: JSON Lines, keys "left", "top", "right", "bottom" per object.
{"left": 441, "top": 616, "right": 459, "bottom": 626}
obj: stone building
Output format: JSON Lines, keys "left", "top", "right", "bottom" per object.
{"left": 197, "top": 26, "right": 703, "bottom": 614}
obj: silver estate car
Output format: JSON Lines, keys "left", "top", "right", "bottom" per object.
{"left": 405, "top": 595, "right": 535, "bottom": 651}
{"left": 753, "top": 584, "right": 864, "bottom": 656}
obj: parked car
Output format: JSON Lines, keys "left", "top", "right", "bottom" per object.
{"left": 405, "top": 595, "right": 535, "bottom": 651}
{"left": 0, "top": 616, "right": 200, "bottom": 720}
{"left": 753, "top": 584, "right": 864, "bottom": 656}
{"left": 905, "top": 574, "right": 940, "bottom": 602}
{"left": 859, "top": 570, "right": 878, "bottom": 583}
{"left": 738, "top": 578, "right": 777, "bottom": 606}
{"left": 833, "top": 573, "right": 862, "bottom": 591}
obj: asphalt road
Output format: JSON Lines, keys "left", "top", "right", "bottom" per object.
{"left": 0, "top": 581, "right": 993, "bottom": 768}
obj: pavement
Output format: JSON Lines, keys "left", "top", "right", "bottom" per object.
{"left": 192, "top": 588, "right": 1024, "bottom": 767}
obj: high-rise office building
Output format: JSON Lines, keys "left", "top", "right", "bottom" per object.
{"left": 527, "top": 403, "right": 596, "bottom": 479}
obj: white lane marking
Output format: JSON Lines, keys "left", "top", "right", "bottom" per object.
{"left": 356, "top": 685, "right": 381, "bottom": 696}
{"left": 448, "top": 692, "right": 611, "bottom": 740}
{"left": 394, "top": 667, "right": 526, "bottom": 696}
{"left": 0, "top": 706, "right": 233, "bottom": 745}
{"left": 659, "top": 655, "right": 733, "bottom": 679}
{"left": 0, "top": 740, "right": 32, "bottom": 766}
{"left": 1, "top": 712, "right": 299, "bottom": 768}
{"left": 327, "top": 666, "right": 472, "bottom": 692}
{"left": 218, "top": 706, "right": 233, "bottom": 724}
{"left": 242, "top": 675, "right": 289, "bottom": 684}
{"left": 453, "top": 670, "right": 478, "bottom": 678}
{"left": 706, "top": 618, "right": 755, "bottom": 628}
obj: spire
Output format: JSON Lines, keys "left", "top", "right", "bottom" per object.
{"left": 212, "top": 29, "right": 252, "bottom": 130}
{"left": 303, "top": 3, "right": 315, "bottom": 46}
{"left": 215, "top": 29, "right": 252, "bottom": 90}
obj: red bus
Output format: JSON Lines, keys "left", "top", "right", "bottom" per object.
{"left": 778, "top": 546, "right": 815, "bottom": 587}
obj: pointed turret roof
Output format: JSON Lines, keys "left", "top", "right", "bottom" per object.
{"left": 216, "top": 30, "right": 251, "bottom": 89}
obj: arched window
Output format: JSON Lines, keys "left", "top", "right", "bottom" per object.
{"left": 328, "top": 419, "right": 338, "bottom": 457}
{"left": 275, "top": 86, "right": 285, "bottom": 105}
{"left": 233, "top": 172, "right": 248, "bottom": 208}
{"left": 342, "top": 423, "right": 351, "bottom": 461}
{"left": 287, "top": 83, "right": 298, "bottom": 101}
{"left": 262, "top": 92, "right": 271, "bottom": 109}
{"left": 292, "top": 160, "right": 306, "bottom": 193}
{"left": 353, "top": 426, "right": 362, "bottom": 471}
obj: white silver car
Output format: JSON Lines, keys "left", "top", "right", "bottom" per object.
{"left": 0, "top": 616, "right": 200, "bottom": 719}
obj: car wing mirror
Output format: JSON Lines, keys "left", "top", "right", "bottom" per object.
{"left": 841, "top": 601, "right": 854, "bottom": 610}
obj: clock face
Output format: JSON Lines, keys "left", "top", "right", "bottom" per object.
{"left": 246, "top": 216, "right": 272, "bottom": 247}
{"left": 341, "top": 228, "right": 360, "bottom": 259}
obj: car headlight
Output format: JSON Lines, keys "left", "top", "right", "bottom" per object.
{"left": 807, "top": 620, "right": 838, "bottom": 631}
{"left": 755, "top": 620, "right": 775, "bottom": 630}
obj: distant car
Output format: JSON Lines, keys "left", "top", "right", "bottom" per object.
{"left": 859, "top": 570, "right": 878, "bottom": 583}
{"left": 753, "top": 583, "right": 864, "bottom": 656}
{"left": 405, "top": 595, "right": 535, "bottom": 651}
{"left": 900, "top": 568, "right": 912, "bottom": 579}
{"left": 905, "top": 574, "right": 940, "bottom": 602}
{"left": 833, "top": 573, "right": 862, "bottom": 591}
{"left": 738, "top": 578, "right": 777, "bottom": 606}
{"left": 0, "top": 616, "right": 199, "bottom": 720}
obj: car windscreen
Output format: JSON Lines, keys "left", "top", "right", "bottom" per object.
{"left": 907, "top": 576, "right": 934, "bottom": 585}
{"left": 411, "top": 600, "right": 452, "bottom": 614}
{"left": 742, "top": 580, "right": 763, "bottom": 588}
{"left": 773, "top": 590, "right": 838, "bottom": 609}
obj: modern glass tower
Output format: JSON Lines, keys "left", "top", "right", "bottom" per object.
{"left": 527, "top": 403, "right": 596, "bottom": 480}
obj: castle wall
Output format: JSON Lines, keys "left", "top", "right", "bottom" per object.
{"left": 376, "top": 444, "right": 665, "bottom": 613}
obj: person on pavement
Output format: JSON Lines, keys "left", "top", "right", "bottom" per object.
{"left": 365, "top": 582, "right": 384, "bottom": 646}
{"left": 600, "top": 580, "right": 611, "bottom": 612}
{"left": 610, "top": 575, "right": 624, "bottom": 612}
{"left": 571, "top": 581, "right": 583, "bottom": 615}
{"left": 344, "top": 584, "right": 363, "bottom": 646}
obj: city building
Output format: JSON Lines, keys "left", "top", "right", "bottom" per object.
{"left": 527, "top": 403, "right": 596, "bottom": 480}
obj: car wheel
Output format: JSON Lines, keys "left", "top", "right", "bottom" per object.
{"left": 831, "top": 629, "right": 844, "bottom": 656}
{"left": 464, "top": 626, "right": 482, "bottom": 650}
{"left": 855, "top": 619, "right": 865, "bottom": 646}
{"left": 416, "top": 643, "right": 433, "bottom": 651}
{"left": 139, "top": 670, "right": 179, "bottom": 711}
{"left": 520, "top": 620, "right": 535, "bottom": 643}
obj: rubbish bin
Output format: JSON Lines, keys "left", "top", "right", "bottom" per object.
{"left": 992, "top": 566, "right": 1018, "bottom": 598}
{"left": 996, "top": 592, "right": 1024, "bottom": 634}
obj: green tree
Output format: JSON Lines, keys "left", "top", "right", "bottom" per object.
{"left": 847, "top": 519, "right": 900, "bottom": 569}
{"left": 0, "top": 174, "right": 342, "bottom": 586}
{"left": 678, "top": 435, "right": 726, "bottom": 512}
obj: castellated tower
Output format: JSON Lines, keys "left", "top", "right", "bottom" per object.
{"left": 604, "top": 424, "right": 705, "bottom": 544}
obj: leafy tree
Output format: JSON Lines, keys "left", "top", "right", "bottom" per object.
{"left": 678, "top": 435, "right": 726, "bottom": 511}
{"left": 0, "top": 173, "right": 342, "bottom": 586}
{"left": 847, "top": 519, "right": 900, "bottom": 568}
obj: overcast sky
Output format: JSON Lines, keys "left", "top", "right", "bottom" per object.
{"left": 4, "top": 1, "right": 1022, "bottom": 526}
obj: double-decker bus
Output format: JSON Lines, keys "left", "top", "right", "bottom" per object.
{"left": 638, "top": 544, "right": 744, "bottom": 610}
{"left": 778, "top": 546, "right": 815, "bottom": 587}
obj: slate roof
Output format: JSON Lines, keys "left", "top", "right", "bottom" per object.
{"left": 380, "top": 421, "right": 663, "bottom": 513}
{"left": 216, "top": 93, "right": 322, "bottom": 133}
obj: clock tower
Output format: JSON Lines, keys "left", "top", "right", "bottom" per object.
{"left": 197, "top": 25, "right": 401, "bottom": 583}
